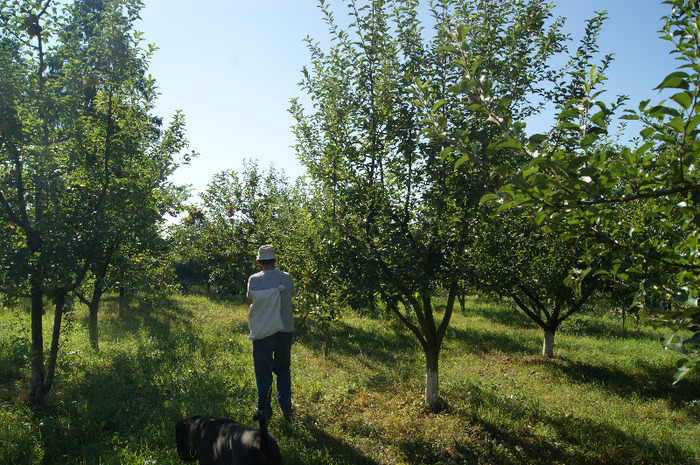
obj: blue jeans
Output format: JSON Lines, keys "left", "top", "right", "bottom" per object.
{"left": 252, "top": 331, "right": 294, "bottom": 416}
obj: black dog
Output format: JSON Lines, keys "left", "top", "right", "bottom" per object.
{"left": 175, "top": 413, "right": 283, "bottom": 465}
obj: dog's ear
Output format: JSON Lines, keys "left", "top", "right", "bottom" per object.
{"left": 175, "top": 420, "right": 189, "bottom": 460}
{"left": 175, "top": 417, "right": 200, "bottom": 462}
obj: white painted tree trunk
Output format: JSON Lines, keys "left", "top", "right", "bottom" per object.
{"left": 542, "top": 330, "right": 555, "bottom": 357}
{"left": 425, "top": 366, "right": 439, "bottom": 410}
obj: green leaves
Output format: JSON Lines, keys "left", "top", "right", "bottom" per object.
{"left": 655, "top": 71, "right": 690, "bottom": 91}
{"left": 423, "top": 0, "right": 700, "bottom": 379}
{"left": 0, "top": 0, "right": 196, "bottom": 406}
{"left": 674, "top": 293, "right": 699, "bottom": 307}
{"left": 487, "top": 138, "right": 522, "bottom": 152}
{"left": 672, "top": 359, "right": 696, "bottom": 384}
{"left": 455, "top": 23, "right": 477, "bottom": 42}
{"left": 671, "top": 91, "right": 693, "bottom": 110}
{"left": 661, "top": 332, "right": 698, "bottom": 384}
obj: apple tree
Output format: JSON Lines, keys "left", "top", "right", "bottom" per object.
{"left": 0, "top": 0, "right": 191, "bottom": 404}
{"left": 292, "top": 0, "right": 564, "bottom": 409}
{"left": 414, "top": 11, "right": 629, "bottom": 358}
{"left": 436, "top": 0, "right": 700, "bottom": 382}
{"left": 279, "top": 179, "right": 355, "bottom": 356}
{"left": 470, "top": 206, "right": 609, "bottom": 357}
{"left": 170, "top": 160, "right": 301, "bottom": 295}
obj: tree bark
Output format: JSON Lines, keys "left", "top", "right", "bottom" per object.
{"left": 542, "top": 329, "right": 555, "bottom": 357}
{"left": 29, "top": 285, "right": 47, "bottom": 407}
{"left": 88, "top": 297, "right": 101, "bottom": 351}
{"left": 28, "top": 16, "right": 50, "bottom": 408}
{"left": 46, "top": 293, "right": 66, "bottom": 392}
{"left": 424, "top": 345, "right": 440, "bottom": 411}
{"left": 28, "top": 231, "right": 46, "bottom": 407}
{"left": 77, "top": 289, "right": 103, "bottom": 352}
{"left": 118, "top": 285, "right": 126, "bottom": 319}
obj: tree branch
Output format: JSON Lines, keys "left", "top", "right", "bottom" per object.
{"left": 570, "top": 183, "right": 700, "bottom": 207}
{"left": 511, "top": 292, "right": 547, "bottom": 329}
{"left": 389, "top": 297, "right": 426, "bottom": 349}
{"left": 516, "top": 284, "right": 551, "bottom": 320}
{"left": 559, "top": 286, "right": 595, "bottom": 322}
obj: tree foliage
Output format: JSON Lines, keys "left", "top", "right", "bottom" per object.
{"left": 292, "top": 0, "right": 564, "bottom": 409}
{"left": 432, "top": 0, "right": 700, "bottom": 382}
{"left": 169, "top": 160, "right": 301, "bottom": 296}
{"left": 0, "top": 0, "right": 190, "bottom": 405}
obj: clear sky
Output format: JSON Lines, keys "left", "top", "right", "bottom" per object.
{"left": 137, "top": 0, "right": 677, "bottom": 200}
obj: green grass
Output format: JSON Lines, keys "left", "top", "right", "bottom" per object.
{"left": 0, "top": 294, "right": 698, "bottom": 464}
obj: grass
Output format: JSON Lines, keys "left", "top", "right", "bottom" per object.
{"left": 0, "top": 293, "right": 698, "bottom": 464}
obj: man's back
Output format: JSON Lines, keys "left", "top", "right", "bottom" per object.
{"left": 247, "top": 269, "right": 294, "bottom": 332}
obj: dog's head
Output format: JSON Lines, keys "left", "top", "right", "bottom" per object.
{"left": 175, "top": 416, "right": 202, "bottom": 462}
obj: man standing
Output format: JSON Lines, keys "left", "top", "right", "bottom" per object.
{"left": 247, "top": 244, "right": 295, "bottom": 421}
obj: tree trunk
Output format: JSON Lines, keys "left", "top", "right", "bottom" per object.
{"left": 424, "top": 344, "right": 440, "bottom": 411}
{"left": 77, "top": 284, "right": 105, "bottom": 351}
{"left": 118, "top": 285, "right": 126, "bottom": 319}
{"left": 88, "top": 299, "right": 101, "bottom": 351}
{"left": 542, "top": 329, "right": 555, "bottom": 357}
{"left": 379, "top": 272, "right": 457, "bottom": 412}
{"left": 29, "top": 11, "right": 51, "bottom": 409}
{"left": 87, "top": 283, "right": 105, "bottom": 351}
{"left": 29, "top": 281, "right": 46, "bottom": 407}
{"left": 46, "top": 293, "right": 66, "bottom": 393}
{"left": 28, "top": 231, "right": 47, "bottom": 408}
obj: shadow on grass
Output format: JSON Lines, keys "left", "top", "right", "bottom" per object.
{"left": 450, "top": 310, "right": 700, "bottom": 405}
{"left": 549, "top": 356, "right": 700, "bottom": 404}
{"left": 448, "top": 325, "right": 542, "bottom": 356}
{"left": 451, "top": 303, "right": 700, "bottom": 406}
{"left": 297, "top": 318, "right": 416, "bottom": 360}
{"left": 557, "top": 314, "right": 658, "bottom": 342}
{"left": 34, "top": 295, "right": 257, "bottom": 463}
{"left": 397, "top": 435, "right": 481, "bottom": 465}
{"left": 99, "top": 294, "right": 193, "bottom": 340}
{"left": 282, "top": 417, "right": 380, "bottom": 465}
{"left": 445, "top": 383, "right": 695, "bottom": 465}
{"left": 296, "top": 318, "right": 421, "bottom": 389}
{"left": 468, "top": 299, "right": 660, "bottom": 344}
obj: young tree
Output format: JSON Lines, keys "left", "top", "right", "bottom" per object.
{"left": 472, "top": 209, "right": 606, "bottom": 357}
{"left": 281, "top": 180, "right": 350, "bottom": 356}
{"left": 292, "top": 0, "right": 564, "bottom": 409}
{"left": 77, "top": 179, "right": 187, "bottom": 351}
{"left": 171, "top": 160, "right": 299, "bottom": 295}
{"left": 415, "top": 12, "right": 624, "bottom": 358}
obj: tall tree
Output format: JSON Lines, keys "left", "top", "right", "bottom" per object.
{"left": 0, "top": 0, "right": 190, "bottom": 405}
{"left": 416, "top": 11, "right": 619, "bottom": 358}
{"left": 292, "top": 0, "right": 563, "bottom": 409}
{"left": 441, "top": 0, "right": 700, "bottom": 382}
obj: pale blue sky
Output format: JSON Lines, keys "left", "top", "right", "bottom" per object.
{"left": 138, "top": 1, "right": 677, "bottom": 198}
